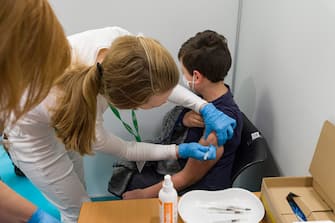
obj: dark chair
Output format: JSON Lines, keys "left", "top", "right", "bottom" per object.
{"left": 231, "top": 112, "right": 269, "bottom": 188}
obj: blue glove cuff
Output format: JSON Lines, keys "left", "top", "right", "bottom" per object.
{"left": 27, "top": 208, "right": 60, "bottom": 223}
{"left": 178, "top": 143, "right": 187, "bottom": 159}
{"left": 199, "top": 103, "right": 215, "bottom": 117}
{"left": 28, "top": 209, "right": 43, "bottom": 223}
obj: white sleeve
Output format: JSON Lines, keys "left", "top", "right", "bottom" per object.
{"left": 67, "top": 26, "right": 131, "bottom": 65}
{"left": 168, "top": 84, "right": 207, "bottom": 113}
{"left": 93, "top": 96, "right": 177, "bottom": 161}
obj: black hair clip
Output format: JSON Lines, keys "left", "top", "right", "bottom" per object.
{"left": 96, "top": 62, "right": 103, "bottom": 78}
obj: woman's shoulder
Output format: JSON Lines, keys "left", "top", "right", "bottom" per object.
{"left": 67, "top": 26, "right": 130, "bottom": 42}
{"left": 68, "top": 26, "right": 131, "bottom": 66}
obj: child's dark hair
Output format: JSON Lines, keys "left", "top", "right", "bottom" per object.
{"left": 178, "top": 30, "right": 232, "bottom": 82}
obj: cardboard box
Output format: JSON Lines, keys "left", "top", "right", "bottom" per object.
{"left": 261, "top": 121, "right": 335, "bottom": 223}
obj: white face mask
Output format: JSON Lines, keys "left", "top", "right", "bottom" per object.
{"left": 182, "top": 75, "right": 195, "bottom": 92}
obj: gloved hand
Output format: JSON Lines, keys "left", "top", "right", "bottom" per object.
{"left": 178, "top": 143, "right": 216, "bottom": 160}
{"left": 27, "top": 208, "right": 60, "bottom": 223}
{"left": 200, "top": 103, "right": 236, "bottom": 146}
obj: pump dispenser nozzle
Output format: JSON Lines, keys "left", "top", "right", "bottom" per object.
{"left": 162, "top": 175, "right": 173, "bottom": 191}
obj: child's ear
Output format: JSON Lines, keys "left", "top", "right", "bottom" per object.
{"left": 193, "top": 70, "right": 204, "bottom": 83}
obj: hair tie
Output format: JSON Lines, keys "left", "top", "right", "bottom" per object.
{"left": 96, "top": 62, "right": 103, "bottom": 79}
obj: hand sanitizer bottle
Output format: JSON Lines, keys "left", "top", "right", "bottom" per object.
{"left": 159, "top": 175, "right": 178, "bottom": 223}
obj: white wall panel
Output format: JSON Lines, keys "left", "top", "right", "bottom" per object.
{"left": 235, "top": 0, "right": 335, "bottom": 176}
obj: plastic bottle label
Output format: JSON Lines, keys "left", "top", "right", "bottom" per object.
{"left": 159, "top": 200, "right": 175, "bottom": 223}
{"left": 164, "top": 202, "right": 173, "bottom": 223}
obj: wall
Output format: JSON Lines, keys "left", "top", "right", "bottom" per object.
{"left": 49, "top": 0, "right": 240, "bottom": 196}
{"left": 234, "top": 0, "right": 335, "bottom": 177}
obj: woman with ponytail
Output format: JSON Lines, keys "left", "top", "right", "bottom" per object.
{"left": 5, "top": 27, "right": 236, "bottom": 223}
{"left": 1, "top": 0, "right": 70, "bottom": 222}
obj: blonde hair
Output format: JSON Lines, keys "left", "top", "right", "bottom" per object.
{"left": 52, "top": 35, "right": 179, "bottom": 155}
{"left": 0, "top": 0, "right": 71, "bottom": 131}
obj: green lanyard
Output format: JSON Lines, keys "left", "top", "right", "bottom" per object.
{"left": 108, "top": 104, "right": 142, "bottom": 142}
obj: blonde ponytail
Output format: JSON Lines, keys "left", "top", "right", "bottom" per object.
{"left": 52, "top": 64, "right": 100, "bottom": 155}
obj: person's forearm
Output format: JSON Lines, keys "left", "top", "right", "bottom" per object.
{"left": 144, "top": 182, "right": 162, "bottom": 198}
{"left": 143, "top": 165, "right": 208, "bottom": 198}
{"left": 0, "top": 181, "right": 36, "bottom": 223}
{"left": 143, "top": 173, "right": 196, "bottom": 198}
{"left": 171, "top": 170, "right": 201, "bottom": 191}
{"left": 94, "top": 123, "right": 177, "bottom": 161}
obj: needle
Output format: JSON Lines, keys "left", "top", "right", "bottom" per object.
{"left": 203, "top": 148, "right": 209, "bottom": 160}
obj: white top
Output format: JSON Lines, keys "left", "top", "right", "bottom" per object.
{"left": 67, "top": 26, "right": 130, "bottom": 65}
{"left": 6, "top": 26, "right": 206, "bottom": 164}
